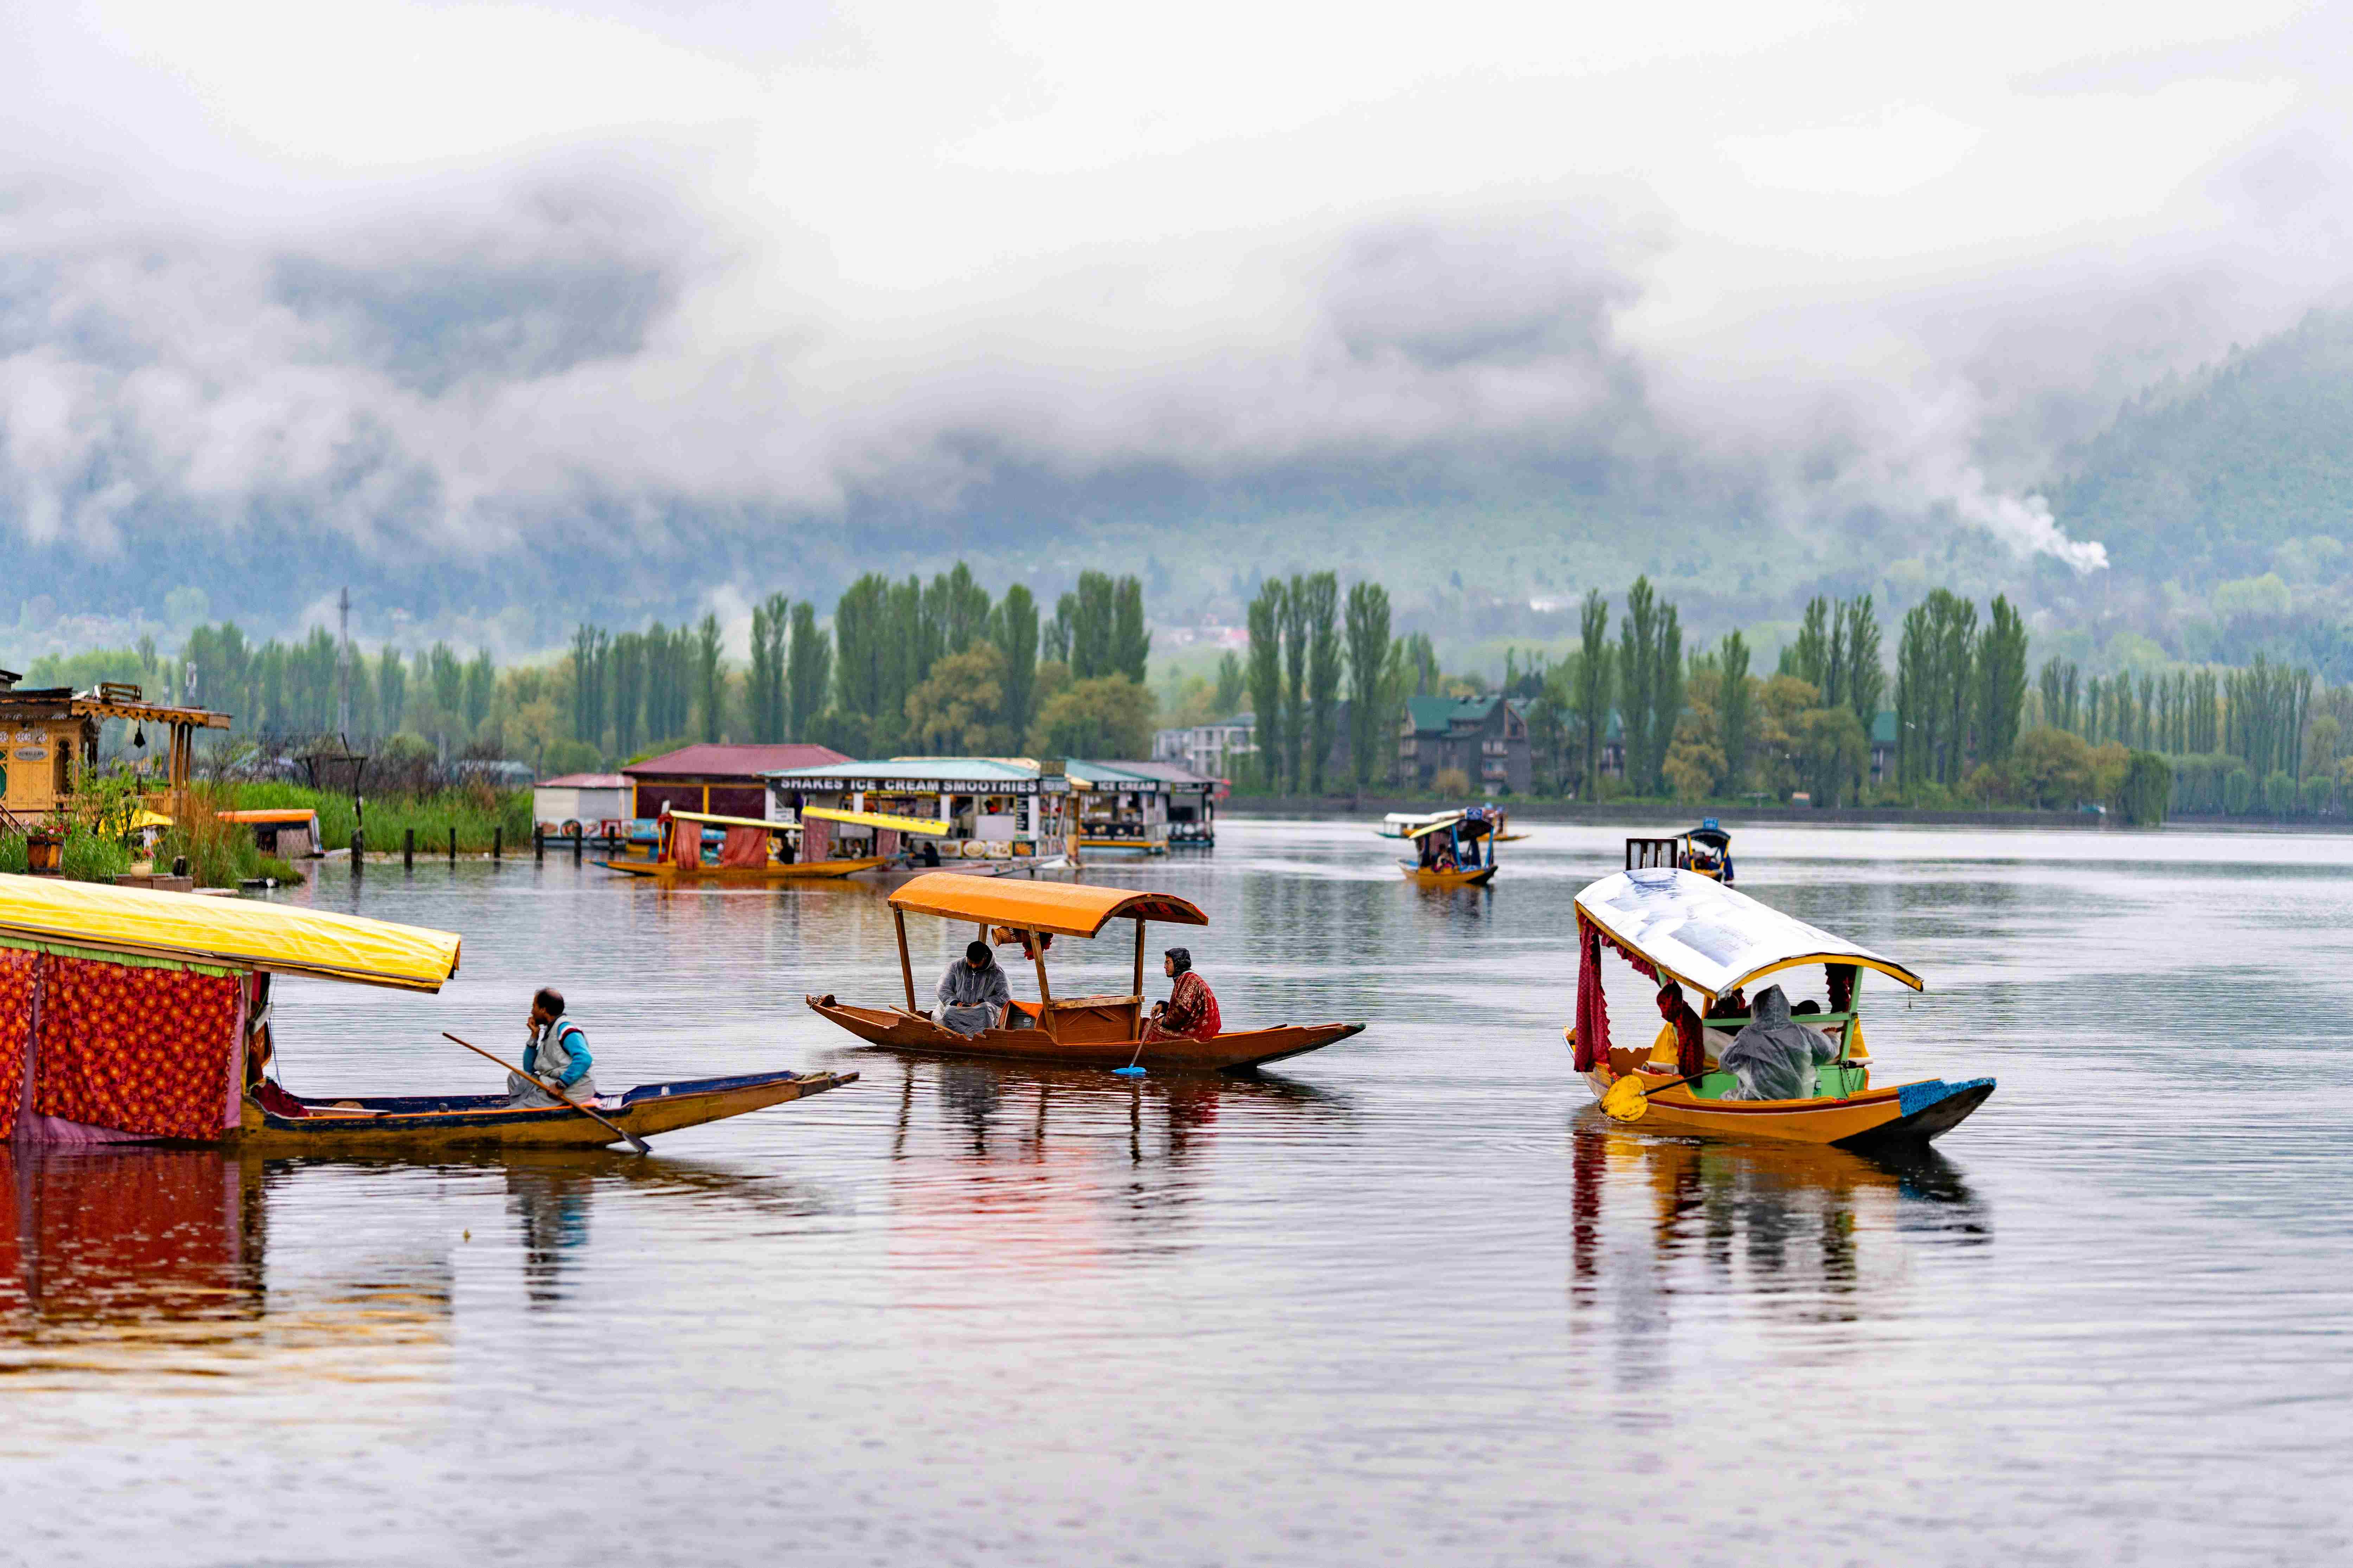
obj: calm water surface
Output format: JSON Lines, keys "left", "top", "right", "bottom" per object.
{"left": 4, "top": 820, "right": 2350, "bottom": 1565}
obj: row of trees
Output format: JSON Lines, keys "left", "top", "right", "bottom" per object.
{"left": 70, "top": 625, "right": 492, "bottom": 746}
{"left": 2034, "top": 654, "right": 2316, "bottom": 781}
{"left": 563, "top": 565, "right": 1157, "bottom": 763}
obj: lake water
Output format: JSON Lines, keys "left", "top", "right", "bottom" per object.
{"left": 4, "top": 819, "right": 2350, "bottom": 1565}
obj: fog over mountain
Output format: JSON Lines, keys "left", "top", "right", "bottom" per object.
{"left": 6, "top": 2, "right": 2352, "bottom": 664}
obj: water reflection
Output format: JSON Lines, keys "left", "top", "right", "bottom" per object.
{"left": 0, "top": 1145, "right": 845, "bottom": 1377}
{"left": 881, "top": 1058, "right": 1351, "bottom": 1272}
{"left": 1568, "top": 1115, "right": 1989, "bottom": 1328}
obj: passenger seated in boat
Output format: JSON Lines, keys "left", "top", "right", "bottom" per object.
{"left": 1718, "top": 985, "right": 1838, "bottom": 1101}
{"left": 244, "top": 1010, "right": 308, "bottom": 1119}
{"left": 1143, "top": 947, "right": 1222, "bottom": 1042}
{"left": 510, "top": 987, "right": 598, "bottom": 1106}
{"left": 1653, "top": 980, "right": 1705, "bottom": 1076}
{"left": 937, "top": 941, "right": 1010, "bottom": 1036}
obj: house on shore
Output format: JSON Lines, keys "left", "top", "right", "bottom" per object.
{"left": 1399, "top": 696, "right": 1532, "bottom": 794}
{"left": 623, "top": 743, "right": 851, "bottom": 822}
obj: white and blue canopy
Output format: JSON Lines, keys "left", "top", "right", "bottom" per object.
{"left": 1574, "top": 868, "right": 1922, "bottom": 999}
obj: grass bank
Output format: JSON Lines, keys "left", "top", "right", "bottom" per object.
{"left": 224, "top": 782, "right": 532, "bottom": 854}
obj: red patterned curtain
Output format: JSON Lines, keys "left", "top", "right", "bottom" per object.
{"left": 34, "top": 956, "right": 244, "bottom": 1140}
{"left": 1573, "top": 916, "right": 1609, "bottom": 1071}
{"left": 0, "top": 947, "right": 38, "bottom": 1139}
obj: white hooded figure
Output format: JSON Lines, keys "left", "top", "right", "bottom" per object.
{"left": 1717, "top": 984, "right": 1838, "bottom": 1101}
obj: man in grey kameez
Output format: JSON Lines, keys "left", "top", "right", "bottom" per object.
{"left": 937, "top": 941, "right": 1011, "bottom": 1036}
{"left": 1717, "top": 984, "right": 1839, "bottom": 1101}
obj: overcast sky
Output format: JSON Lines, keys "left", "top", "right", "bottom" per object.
{"left": 4, "top": 1, "right": 2348, "bottom": 616}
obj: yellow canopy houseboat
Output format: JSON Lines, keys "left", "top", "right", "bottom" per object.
{"left": 1395, "top": 807, "right": 1502, "bottom": 886}
{"left": 0, "top": 875, "right": 852, "bottom": 1151}
{"left": 599, "top": 808, "right": 892, "bottom": 882}
{"left": 807, "top": 872, "right": 1364, "bottom": 1072}
{"left": 1566, "top": 867, "right": 1992, "bottom": 1147}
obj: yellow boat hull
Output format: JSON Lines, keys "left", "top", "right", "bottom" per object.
{"left": 1402, "top": 863, "right": 1496, "bottom": 887}
{"left": 1575, "top": 1057, "right": 1992, "bottom": 1148}
{"left": 599, "top": 856, "right": 886, "bottom": 882}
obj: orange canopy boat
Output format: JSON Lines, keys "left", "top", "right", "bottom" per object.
{"left": 806, "top": 872, "right": 1363, "bottom": 1073}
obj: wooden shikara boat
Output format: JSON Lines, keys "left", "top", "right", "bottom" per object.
{"left": 599, "top": 808, "right": 887, "bottom": 882}
{"left": 1625, "top": 820, "right": 1735, "bottom": 883}
{"left": 1394, "top": 807, "right": 1501, "bottom": 886}
{"left": 0, "top": 874, "right": 852, "bottom": 1152}
{"left": 1566, "top": 868, "right": 1993, "bottom": 1148}
{"left": 806, "top": 872, "right": 1364, "bottom": 1072}
{"left": 236, "top": 1068, "right": 854, "bottom": 1153}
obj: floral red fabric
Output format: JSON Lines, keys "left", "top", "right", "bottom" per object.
{"left": 34, "top": 956, "right": 243, "bottom": 1141}
{"left": 0, "top": 947, "right": 37, "bottom": 1139}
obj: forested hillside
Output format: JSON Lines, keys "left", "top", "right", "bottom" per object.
{"left": 2050, "top": 308, "right": 2353, "bottom": 676}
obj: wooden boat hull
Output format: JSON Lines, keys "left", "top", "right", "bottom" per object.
{"left": 807, "top": 996, "right": 1360, "bottom": 1073}
{"left": 1402, "top": 862, "right": 1497, "bottom": 887}
{"left": 224, "top": 1069, "right": 857, "bottom": 1152}
{"left": 1577, "top": 1060, "right": 1992, "bottom": 1147}
{"left": 599, "top": 856, "right": 886, "bottom": 882}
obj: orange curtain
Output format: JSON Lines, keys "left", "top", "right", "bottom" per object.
{"left": 718, "top": 826, "right": 770, "bottom": 868}
{"left": 0, "top": 948, "right": 37, "bottom": 1139}
{"left": 670, "top": 818, "right": 703, "bottom": 868}
{"left": 34, "top": 956, "right": 243, "bottom": 1140}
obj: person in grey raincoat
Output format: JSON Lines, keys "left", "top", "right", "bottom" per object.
{"left": 1717, "top": 984, "right": 1838, "bottom": 1101}
{"left": 936, "top": 940, "right": 1011, "bottom": 1036}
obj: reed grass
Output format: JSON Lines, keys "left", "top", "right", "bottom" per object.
{"left": 223, "top": 782, "right": 531, "bottom": 854}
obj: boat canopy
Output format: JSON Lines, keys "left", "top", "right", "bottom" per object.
{"left": 666, "top": 809, "right": 787, "bottom": 831}
{"left": 1574, "top": 868, "right": 1921, "bottom": 998}
{"left": 887, "top": 872, "right": 1207, "bottom": 938}
{"left": 0, "top": 873, "right": 462, "bottom": 992}
{"left": 802, "top": 806, "right": 951, "bottom": 836}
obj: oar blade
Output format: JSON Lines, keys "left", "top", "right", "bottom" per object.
{"left": 1599, "top": 1075, "right": 1652, "bottom": 1123}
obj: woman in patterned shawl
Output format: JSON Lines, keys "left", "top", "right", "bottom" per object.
{"left": 1142, "top": 947, "right": 1222, "bottom": 1042}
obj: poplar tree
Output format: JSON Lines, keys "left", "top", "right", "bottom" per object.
{"left": 785, "top": 602, "right": 830, "bottom": 738}
{"left": 1300, "top": 572, "right": 1341, "bottom": 793}
{"left": 1574, "top": 590, "right": 1612, "bottom": 795}
{"left": 1245, "top": 581, "right": 1287, "bottom": 790}
{"left": 990, "top": 584, "right": 1040, "bottom": 742}
{"left": 1343, "top": 581, "right": 1392, "bottom": 790}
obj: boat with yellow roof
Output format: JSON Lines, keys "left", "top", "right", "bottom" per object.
{"left": 0, "top": 874, "right": 852, "bottom": 1151}
{"left": 1566, "top": 867, "right": 1992, "bottom": 1147}
{"left": 598, "top": 808, "right": 892, "bottom": 881}
{"left": 807, "top": 871, "right": 1363, "bottom": 1072}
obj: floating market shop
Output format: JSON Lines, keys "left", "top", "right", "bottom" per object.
{"left": 1064, "top": 760, "right": 1171, "bottom": 853}
{"left": 764, "top": 757, "right": 1074, "bottom": 868}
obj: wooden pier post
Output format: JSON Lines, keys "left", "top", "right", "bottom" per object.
{"left": 403, "top": 828, "right": 414, "bottom": 869}
{"left": 535, "top": 825, "right": 544, "bottom": 863}
{"left": 447, "top": 827, "right": 457, "bottom": 863}
{"left": 492, "top": 826, "right": 502, "bottom": 861}
{"left": 572, "top": 823, "right": 583, "bottom": 864}
{"left": 351, "top": 828, "right": 364, "bottom": 878}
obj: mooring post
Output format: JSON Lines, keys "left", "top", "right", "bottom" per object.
{"left": 403, "top": 828, "right": 414, "bottom": 870}
{"left": 492, "top": 825, "right": 502, "bottom": 861}
{"left": 535, "top": 825, "right": 544, "bottom": 863}
{"left": 351, "top": 827, "right": 364, "bottom": 878}
{"left": 572, "top": 823, "right": 583, "bottom": 864}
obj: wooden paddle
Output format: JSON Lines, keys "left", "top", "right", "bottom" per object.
{"left": 1599, "top": 1068, "right": 1710, "bottom": 1123}
{"left": 443, "top": 1031, "right": 651, "bottom": 1155}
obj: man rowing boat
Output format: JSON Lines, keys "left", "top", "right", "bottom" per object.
{"left": 510, "top": 986, "right": 598, "bottom": 1106}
